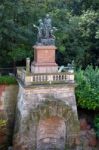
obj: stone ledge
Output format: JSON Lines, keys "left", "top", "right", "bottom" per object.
{"left": 17, "top": 78, "right": 76, "bottom": 89}
{"left": 33, "top": 45, "right": 57, "bottom": 50}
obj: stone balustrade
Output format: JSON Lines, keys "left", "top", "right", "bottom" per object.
{"left": 17, "top": 67, "right": 74, "bottom": 86}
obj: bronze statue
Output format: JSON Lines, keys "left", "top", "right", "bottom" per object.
{"left": 33, "top": 19, "right": 44, "bottom": 44}
{"left": 33, "top": 14, "right": 57, "bottom": 45}
{"left": 44, "top": 14, "right": 52, "bottom": 38}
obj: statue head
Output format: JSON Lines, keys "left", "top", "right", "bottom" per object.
{"left": 38, "top": 19, "right": 43, "bottom": 23}
{"left": 38, "top": 19, "right": 44, "bottom": 27}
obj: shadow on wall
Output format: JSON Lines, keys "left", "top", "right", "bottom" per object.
{"left": 0, "top": 85, "right": 18, "bottom": 149}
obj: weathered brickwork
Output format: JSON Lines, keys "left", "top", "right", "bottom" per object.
{"left": 13, "top": 84, "right": 79, "bottom": 150}
{"left": 37, "top": 116, "right": 66, "bottom": 150}
{"left": 31, "top": 46, "right": 58, "bottom": 73}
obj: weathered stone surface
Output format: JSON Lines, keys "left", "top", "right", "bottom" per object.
{"left": 80, "top": 118, "right": 88, "bottom": 130}
{"left": 4, "top": 85, "right": 18, "bottom": 145}
{"left": 13, "top": 84, "right": 79, "bottom": 150}
{"left": 37, "top": 116, "right": 66, "bottom": 150}
{"left": 79, "top": 118, "right": 97, "bottom": 150}
{"left": 0, "top": 126, "right": 7, "bottom": 150}
{"left": 0, "top": 85, "right": 6, "bottom": 112}
{"left": 0, "top": 85, "right": 18, "bottom": 147}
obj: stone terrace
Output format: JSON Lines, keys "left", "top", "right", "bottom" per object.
{"left": 17, "top": 66, "right": 74, "bottom": 86}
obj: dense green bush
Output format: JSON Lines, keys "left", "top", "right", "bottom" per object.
{"left": 0, "top": 76, "right": 17, "bottom": 85}
{"left": 75, "top": 66, "right": 99, "bottom": 110}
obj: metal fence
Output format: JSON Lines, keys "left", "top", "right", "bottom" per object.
{"left": 0, "top": 67, "right": 17, "bottom": 76}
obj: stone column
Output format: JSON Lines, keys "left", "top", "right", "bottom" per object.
{"left": 26, "top": 57, "right": 30, "bottom": 74}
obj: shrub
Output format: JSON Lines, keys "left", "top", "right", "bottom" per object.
{"left": 75, "top": 66, "right": 99, "bottom": 110}
{"left": 0, "top": 76, "right": 17, "bottom": 85}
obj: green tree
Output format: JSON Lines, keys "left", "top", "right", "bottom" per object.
{"left": 75, "top": 66, "right": 99, "bottom": 110}
{"left": 0, "top": 0, "right": 33, "bottom": 67}
{"left": 0, "top": 0, "right": 99, "bottom": 68}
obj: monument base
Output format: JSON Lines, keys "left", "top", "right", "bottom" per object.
{"left": 31, "top": 45, "right": 58, "bottom": 73}
{"left": 31, "top": 62, "right": 58, "bottom": 73}
{"left": 13, "top": 84, "right": 79, "bottom": 150}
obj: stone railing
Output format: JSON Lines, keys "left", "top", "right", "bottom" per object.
{"left": 17, "top": 67, "right": 74, "bottom": 86}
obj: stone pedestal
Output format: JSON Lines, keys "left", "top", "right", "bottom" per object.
{"left": 31, "top": 46, "right": 58, "bottom": 73}
{"left": 13, "top": 84, "right": 79, "bottom": 150}
{"left": 15, "top": 42, "right": 80, "bottom": 149}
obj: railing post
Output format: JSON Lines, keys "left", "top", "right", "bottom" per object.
{"left": 26, "top": 57, "right": 30, "bottom": 74}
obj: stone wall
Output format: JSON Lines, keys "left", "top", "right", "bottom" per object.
{"left": 0, "top": 85, "right": 18, "bottom": 147}
{"left": 0, "top": 85, "right": 6, "bottom": 114}
{"left": 37, "top": 116, "right": 66, "bottom": 150}
{"left": 13, "top": 83, "right": 79, "bottom": 150}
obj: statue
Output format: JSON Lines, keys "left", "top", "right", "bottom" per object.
{"left": 44, "top": 14, "right": 52, "bottom": 38}
{"left": 33, "top": 19, "right": 44, "bottom": 44}
{"left": 33, "top": 14, "right": 57, "bottom": 45}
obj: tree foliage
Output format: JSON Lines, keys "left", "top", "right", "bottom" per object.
{"left": 0, "top": 0, "right": 33, "bottom": 67}
{"left": 0, "top": 0, "right": 99, "bottom": 67}
{"left": 75, "top": 66, "right": 99, "bottom": 110}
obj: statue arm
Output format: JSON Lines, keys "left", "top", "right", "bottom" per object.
{"left": 52, "top": 27, "right": 58, "bottom": 31}
{"left": 33, "top": 24, "right": 39, "bottom": 30}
